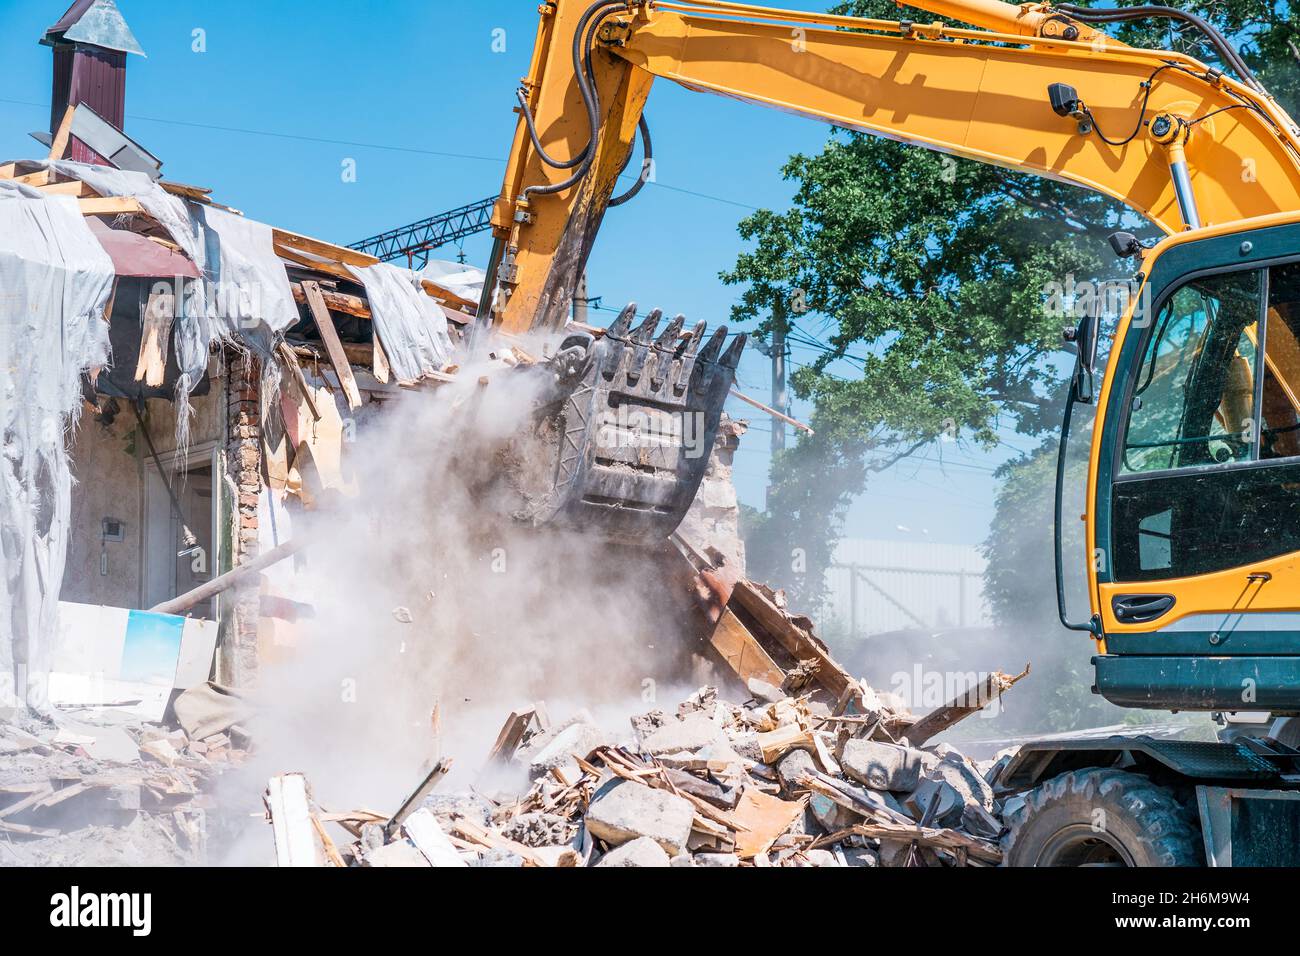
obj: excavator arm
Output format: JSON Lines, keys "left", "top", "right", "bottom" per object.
{"left": 488, "top": 0, "right": 1300, "bottom": 334}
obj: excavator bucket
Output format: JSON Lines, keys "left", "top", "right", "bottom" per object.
{"left": 515, "top": 304, "right": 746, "bottom": 544}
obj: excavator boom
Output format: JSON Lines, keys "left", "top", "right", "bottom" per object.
{"left": 488, "top": 0, "right": 1300, "bottom": 334}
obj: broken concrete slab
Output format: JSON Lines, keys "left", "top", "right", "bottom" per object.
{"left": 926, "top": 753, "right": 995, "bottom": 812}
{"left": 639, "top": 711, "right": 724, "bottom": 756}
{"left": 775, "top": 747, "right": 817, "bottom": 795}
{"left": 527, "top": 720, "right": 607, "bottom": 777}
{"left": 585, "top": 779, "right": 695, "bottom": 856}
{"left": 840, "top": 739, "right": 924, "bottom": 791}
{"left": 596, "top": 836, "right": 670, "bottom": 867}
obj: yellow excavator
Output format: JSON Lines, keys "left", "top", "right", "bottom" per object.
{"left": 482, "top": 0, "right": 1300, "bottom": 865}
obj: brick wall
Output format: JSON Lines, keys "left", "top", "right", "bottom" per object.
{"left": 222, "top": 351, "right": 262, "bottom": 687}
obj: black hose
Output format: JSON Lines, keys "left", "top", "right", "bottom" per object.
{"left": 1055, "top": 4, "right": 1265, "bottom": 92}
{"left": 609, "top": 113, "right": 652, "bottom": 207}
{"left": 522, "top": 1, "right": 627, "bottom": 201}
{"left": 516, "top": 88, "right": 588, "bottom": 169}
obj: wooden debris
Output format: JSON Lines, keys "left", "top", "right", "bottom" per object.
{"left": 135, "top": 288, "right": 174, "bottom": 387}
{"left": 485, "top": 709, "right": 535, "bottom": 767}
{"left": 265, "top": 773, "right": 323, "bottom": 867}
{"left": 902, "top": 665, "right": 1031, "bottom": 747}
{"left": 709, "top": 608, "right": 785, "bottom": 688}
{"left": 731, "top": 786, "right": 807, "bottom": 859}
{"left": 756, "top": 724, "right": 814, "bottom": 764}
{"left": 302, "top": 279, "right": 362, "bottom": 410}
{"left": 49, "top": 104, "right": 75, "bottom": 161}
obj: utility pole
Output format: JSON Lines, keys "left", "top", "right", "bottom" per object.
{"left": 770, "top": 296, "right": 788, "bottom": 454}
{"left": 572, "top": 272, "right": 589, "bottom": 325}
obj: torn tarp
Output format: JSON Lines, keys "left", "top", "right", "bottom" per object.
{"left": 41, "top": 161, "right": 298, "bottom": 443}
{"left": 0, "top": 180, "right": 115, "bottom": 712}
{"left": 348, "top": 262, "right": 454, "bottom": 384}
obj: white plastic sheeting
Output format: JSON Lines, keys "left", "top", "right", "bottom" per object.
{"left": 420, "top": 259, "right": 485, "bottom": 305}
{"left": 0, "top": 180, "right": 115, "bottom": 711}
{"left": 44, "top": 161, "right": 298, "bottom": 443}
{"left": 348, "top": 262, "right": 454, "bottom": 384}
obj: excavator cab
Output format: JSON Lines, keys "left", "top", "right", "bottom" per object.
{"left": 1059, "top": 216, "right": 1300, "bottom": 713}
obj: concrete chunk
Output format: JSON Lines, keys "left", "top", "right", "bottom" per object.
{"left": 528, "top": 721, "right": 607, "bottom": 776}
{"left": 927, "top": 753, "right": 995, "bottom": 811}
{"left": 775, "top": 747, "right": 817, "bottom": 795}
{"left": 585, "top": 779, "right": 695, "bottom": 856}
{"left": 840, "top": 739, "right": 924, "bottom": 791}
{"left": 640, "top": 712, "right": 723, "bottom": 756}
{"left": 596, "top": 836, "right": 670, "bottom": 867}
{"left": 903, "top": 778, "right": 964, "bottom": 827}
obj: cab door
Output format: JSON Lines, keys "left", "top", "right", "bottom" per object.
{"left": 1092, "top": 222, "right": 1300, "bottom": 711}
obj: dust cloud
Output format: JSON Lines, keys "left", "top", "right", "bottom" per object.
{"left": 220, "top": 342, "right": 710, "bottom": 855}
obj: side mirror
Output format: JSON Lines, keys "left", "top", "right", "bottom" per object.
{"left": 1063, "top": 311, "right": 1099, "bottom": 404}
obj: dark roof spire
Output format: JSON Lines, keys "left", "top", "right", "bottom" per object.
{"left": 43, "top": 0, "right": 145, "bottom": 57}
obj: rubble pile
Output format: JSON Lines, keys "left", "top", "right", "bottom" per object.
{"left": 0, "top": 710, "right": 241, "bottom": 865}
{"left": 272, "top": 669, "right": 1029, "bottom": 867}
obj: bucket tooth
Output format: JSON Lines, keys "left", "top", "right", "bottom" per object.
{"left": 655, "top": 314, "right": 685, "bottom": 351}
{"left": 682, "top": 321, "right": 707, "bottom": 358}
{"left": 721, "top": 332, "right": 746, "bottom": 369}
{"left": 633, "top": 309, "right": 661, "bottom": 345}
{"left": 699, "top": 325, "right": 728, "bottom": 365}
{"left": 607, "top": 302, "right": 637, "bottom": 339}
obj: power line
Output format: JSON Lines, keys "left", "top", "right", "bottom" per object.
{"left": 0, "top": 96, "right": 761, "bottom": 212}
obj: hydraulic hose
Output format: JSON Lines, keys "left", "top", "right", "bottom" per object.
{"left": 1054, "top": 4, "right": 1265, "bottom": 93}
{"left": 521, "top": 1, "right": 628, "bottom": 201}
{"left": 609, "top": 113, "right": 652, "bottom": 207}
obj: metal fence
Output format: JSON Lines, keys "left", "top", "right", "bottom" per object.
{"left": 820, "top": 538, "right": 992, "bottom": 639}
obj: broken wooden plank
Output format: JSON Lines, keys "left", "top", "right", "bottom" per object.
{"left": 0, "top": 787, "right": 57, "bottom": 820}
{"left": 731, "top": 580, "right": 858, "bottom": 702}
{"left": 485, "top": 709, "right": 534, "bottom": 766}
{"left": 290, "top": 281, "right": 371, "bottom": 319}
{"left": 310, "top": 812, "right": 346, "bottom": 867}
{"left": 265, "top": 773, "right": 323, "bottom": 867}
{"left": 135, "top": 288, "right": 174, "bottom": 387}
{"left": 275, "top": 341, "right": 322, "bottom": 422}
{"left": 446, "top": 817, "right": 550, "bottom": 867}
{"left": 709, "top": 607, "right": 786, "bottom": 688}
{"left": 730, "top": 786, "right": 806, "bottom": 859}
{"left": 372, "top": 331, "right": 391, "bottom": 385}
{"left": 78, "top": 196, "right": 145, "bottom": 216}
{"left": 755, "top": 723, "right": 814, "bottom": 764}
{"left": 902, "top": 665, "right": 1030, "bottom": 747}
{"left": 273, "top": 228, "right": 378, "bottom": 268}
{"left": 302, "top": 279, "right": 362, "bottom": 410}
{"left": 49, "top": 104, "right": 75, "bottom": 160}
{"left": 419, "top": 278, "right": 477, "bottom": 313}
{"left": 849, "top": 821, "right": 1002, "bottom": 865}
{"left": 277, "top": 244, "right": 357, "bottom": 282}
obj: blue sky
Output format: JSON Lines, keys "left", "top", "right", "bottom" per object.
{"left": 0, "top": 0, "right": 1032, "bottom": 546}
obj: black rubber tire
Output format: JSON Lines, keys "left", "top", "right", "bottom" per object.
{"left": 1002, "top": 768, "right": 1203, "bottom": 867}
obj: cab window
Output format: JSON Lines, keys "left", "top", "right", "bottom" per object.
{"left": 1112, "top": 264, "right": 1300, "bottom": 582}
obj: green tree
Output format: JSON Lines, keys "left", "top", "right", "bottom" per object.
{"left": 725, "top": 0, "right": 1297, "bottom": 613}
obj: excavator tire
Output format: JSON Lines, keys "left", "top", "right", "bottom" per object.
{"left": 1002, "top": 768, "right": 1203, "bottom": 867}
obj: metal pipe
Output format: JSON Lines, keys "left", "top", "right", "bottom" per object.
{"left": 150, "top": 539, "right": 304, "bottom": 616}
{"left": 1166, "top": 142, "right": 1202, "bottom": 229}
